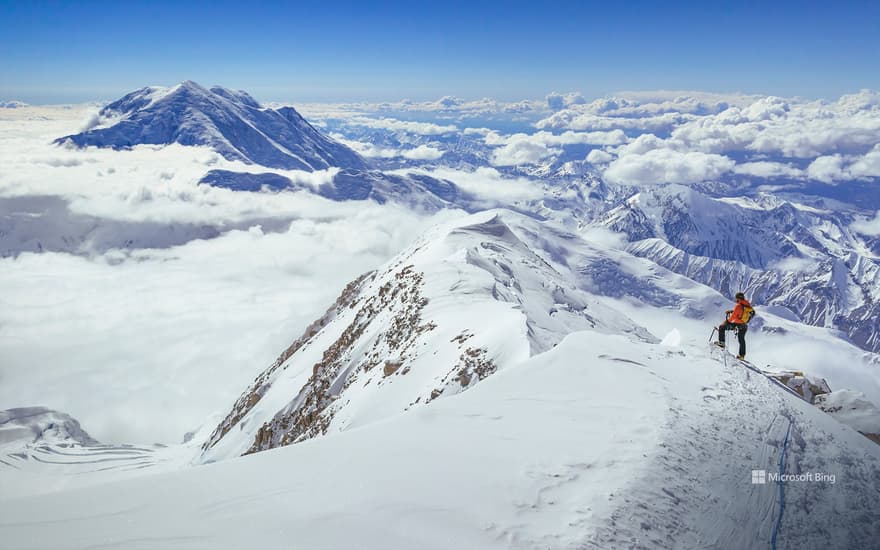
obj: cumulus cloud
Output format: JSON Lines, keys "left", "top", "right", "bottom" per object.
{"left": 586, "top": 149, "right": 613, "bottom": 164}
{"left": 546, "top": 91, "right": 587, "bottom": 111}
{"left": 343, "top": 116, "right": 458, "bottom": 135}
{"left": 401, "top": 144, "right": 444, "bottom": 160}
{"left": 849, "top": 146, "right": 880, "bottom": 179}
{"left": 396, "top": 166, "right": 545, "bottom": 203}
{"left": 295, "top": 96, "right": 546, "bottom": 121}
{"left": 534, "top": 92, "right": 748, "bottom": 133}
{"left": 805, "top": 146, "right": 880, "bottom": 183}
{"left": 537, "top": 110, "right": 691, "bottom": 133}
{"left": 671, "top": 94, "right": 880, "bottom": 158}
{"left": 329, "top": 134, "right": 443, "bottom": 161}
{"left": 533, "top": 90, "right": 880, "bottom": 184}
{"left": 613, "top": 133, "right": 668, "bottom": 156}
{"left": 331, "top": 136, "right": 400, "bottom": 158}
{"left": 463, "top": 127, "right": 492, "bottom": 136}
{"left": 580, "top": 225, "right": 627, "bottom": 248}
{"left": 486, "top": 129, "right": 627, "bottom": 166}
{"left": 851, "top": 210, "right": 880, "bottom": 236}
{"left": 603, "top": 149, "right": 735, "bottom": 185}
{"left": 491, "top": 140, "right": 560, "bottom": 166}
{"left": 807, "top": 155, "right": 846, "bottom": 182}
{"left": 733, "top": 161, "right": 804, "bottom": 178}
{"left": 768, "top": 256, "right": 819, "bottom": 273}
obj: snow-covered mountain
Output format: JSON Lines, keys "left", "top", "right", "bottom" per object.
{"left": 55, "top": 81, "right": 367, "bottom": 171}
{"left": 598, "top": 184, "right": 880, "bottom": 353}
{"left": 0, "top": 407, "right": 96, "bottom": 448}
{"left": 201, "top": 210, "right": 657, "bottom": 461}
{"left": 200, "top": 208, "right": 880, "bottom": 465}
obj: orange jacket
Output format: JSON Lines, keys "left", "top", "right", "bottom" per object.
{"left": 727, "top": 298, "right": 752, "bottom": 324}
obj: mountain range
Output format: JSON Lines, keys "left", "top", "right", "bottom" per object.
{"left": 2, "top": 82, "right": 879, "bottom": 548}
{"left": 38, "top": 81, "right": 880, "bottom": 354}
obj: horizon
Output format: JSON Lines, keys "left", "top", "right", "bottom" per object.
{"left": 2, "top": 78, "right": 876, "bottom": 108}
{"left": 2, "top": 0, "right": 879, "bottom": 104}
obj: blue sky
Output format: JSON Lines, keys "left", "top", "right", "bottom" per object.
{"left": 1, "top": 0, "right": 878, "bottom": 104}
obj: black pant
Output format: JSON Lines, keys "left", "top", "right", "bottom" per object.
{"left": 718, "top": 322, "right": 747, "bottom": 357}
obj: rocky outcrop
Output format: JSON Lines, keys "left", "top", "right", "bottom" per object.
{"left": 765, "top": 371, "right": 832, "bottom": 403}
{"left": 245, "top": 265, "right": 437, "bottom": 453}
{"left": 202, "top": 272, "right": 375, "bottom": 452}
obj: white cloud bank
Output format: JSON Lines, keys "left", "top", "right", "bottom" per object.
{"left": 851, "top": 210, "right": 880, "bottom": 236}
{"left": 344, "top": 116, "right": 458, "bottom": 135}
{"left": 329, "top": 134, "right": 444, "bottom": 162}
{"left": 733, "top": 161, "right": 804, "bottom": 178}
{"left": 533, "top": 90, "right": 880, "bottom": 185}
{"left": 546, "top": 91, "right": 586, "bottom": 111}
{"left": 396, "top": 166, "right": 545, "bottom": 204}
{"left": 487, "top": 130, "right": 627, "bottom": 166}
{"left": 401, "top": 144, "right": 444, "bottom": 160}
{"left": 295, "top": 96, "right": 547, "bottom": 121}
{"left": 604, "top": 149, "right": 736, "bottom": 185}
{"left": 806, "top": 146, "right": 880, "bottom": 183}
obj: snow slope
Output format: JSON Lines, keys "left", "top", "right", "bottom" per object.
{"left": 2, "top": 332, "right": 878, "bottom": 549}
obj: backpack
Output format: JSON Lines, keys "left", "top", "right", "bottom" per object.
{"left": 741, "top": 306, "right": 756, "bottom": 323}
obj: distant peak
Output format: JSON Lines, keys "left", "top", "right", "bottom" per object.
{"left": 171, "top": 80, "right": 211, "bottom": 95}
{"left": 56, "top": 81, "right": 367, "bottom": 171}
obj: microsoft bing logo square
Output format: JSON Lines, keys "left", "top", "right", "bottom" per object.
{"left": 751, "top": 470, "right": 767, "bottom": 484}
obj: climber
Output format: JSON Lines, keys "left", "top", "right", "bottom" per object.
{"left": 715, "top": 292, "right": 755, "bottom": 360}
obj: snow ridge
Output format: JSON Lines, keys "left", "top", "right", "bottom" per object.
{"left": 201, "top": 210, "right": 656, "bottom": 461}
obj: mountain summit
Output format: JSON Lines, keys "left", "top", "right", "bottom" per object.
{"left": 55, "top": 81, "right": 367, "bottom": 171}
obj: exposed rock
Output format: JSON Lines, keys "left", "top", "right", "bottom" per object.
{"left": 383, "top": 360, "right": 402, "bottom": 377}
{"left": 246, "top": 265, "right": 435, "bottom": 454}
{"left": 766, "top": 371, "right": 832, "bottom": 403}
{"left": 202, "top": 271, "right": 374, "bottom": 452}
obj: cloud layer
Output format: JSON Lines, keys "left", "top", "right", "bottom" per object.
{"left": 0, "top": 106, "right": 458, "bottom": 444}
{"left": 532, "top": 90, "right": 880, "bottom": 185}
